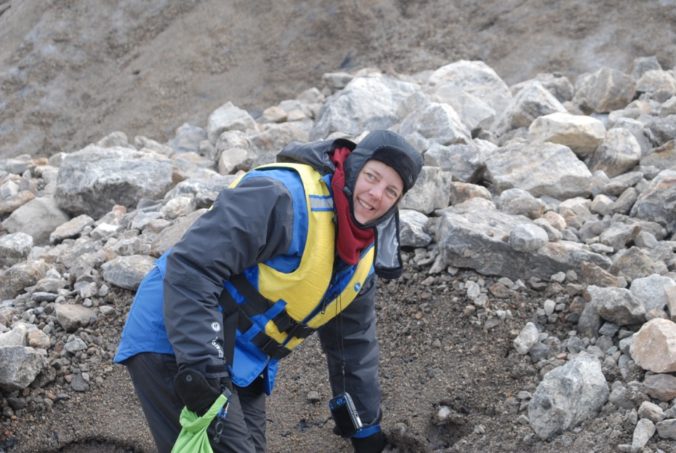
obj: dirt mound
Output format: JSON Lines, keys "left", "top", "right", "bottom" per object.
{"left": 0, "top": 0, "right": 675, "bottom": 158}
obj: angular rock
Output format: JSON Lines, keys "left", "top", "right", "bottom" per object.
{"left": 398, "top": 102, "right": 471, "bottom": 146}
{"left": 495, "top": 81, "right": 566, "bottom": 132}
{"left": 656, "top": 419, "right": 676, "bottom": 440}
{"left": 630, "top": 169, "right": 676, "bottom": 234}
{"left": 528, "top": 353, "right": 609, "bottom": 440}
{"left": 574, "top": 67, "right": 636, "bottom": 113}
{"left": 647, "top": 115, "right": 676, "bottom": 146}
{"left": 150, "top": 208, "right": 207, "bottom": 257}
{"left": 399, "top": 210, "right": 432, "bottom": 248}
{"left": 610, "top": 246, "right": 669, "bottom": 282}
{"left": 26, "top": 329, "right": 50, "bottom": 349}
{"left": 49, "top": 214, "right": 95, "bottom": 243}
{"left": 2, "top": 196, "right": 69, "bottom": 244}
{"left": 449, "top": 182, "right": 491, "bottom": 206}
{"left": 399, "top": 167, "right": 450, "bottom": 215}
{"left": 0, "top": 324, "right": 27, "bottom": 347}
{"left": 588, "top": 128, "right": 642, "bottom": 178}
{"left": 423, "top": 143, "right": 485, "bottom": 183}
{"left": 432, "top": 87, "right": 495, "bottom": 131}
{"left": 169, "top": 123, "right": 207, "bottom": 154}
{"left": 643, "top": 374, "right": 676, "bottom": 401}
{"left": 630, "top": 274, "right": 676, "bottom": 312}
{"left": 55, "top": 304, "right": 97, "bottom": 333}
{"left": 101, "top": 255, "right": 155, "bottom": 290}
{"left": 631, "top": 418, "right": 656, "bottom": 451}
{"left": 587, "top": 286, "right": 645, "bottom": 326}
{"left": 630, "top": 319, "right": 676, "bottom": 373}
{"left": 485, "top": 141, "right": 593, "bottom": 199}
{"left": 427, "top": 60, "right": 512, "bottom": 115}
{"left": 496, "top": 188, "right": 544, "bottom": 219}
{"left": 635, "top": 70, "right": 676, "bottom": 98}
{"left": 436, "top": 198, "right": 611, "bottom": 281}
{"left": 638, "top": 401, "right": 665, "bottom": 423}
{"left": 207, "top": 101, "right": 257, "bottom": 144}
{"left": 509, "top": 223, "right": 548, "bottom": 252}
{"left": 0, "top": 232, "right": 33, "bottom": 267}
{"left": 641, "top": 140, "right": 676, "bottom": 172}
{"left": 55, "top": 146, "right": 174, "bottom": 218}
{"left": 514, "top": 322, "right": 539, "bottom": 354}
{"left": 528, "top": 112, "right": 605, "bottom": 157}
{"left": 0, "top": 260, "right": 49, "bottom": 300}
{"left": 0, "top": 346, "right": 47, "bottom": 391}
{"left": 310, "top": 74, "right": 420, "bottom": 140}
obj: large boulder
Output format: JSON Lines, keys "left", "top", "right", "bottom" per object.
{"left": 54, "top": 145, "right": 174, "bottom": 218}
{"left": 630, "top": 169, "right": 676, "bottom": 233}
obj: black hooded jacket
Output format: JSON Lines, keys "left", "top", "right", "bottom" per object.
{"left": 164, "top": 132, "right": 421, "bottom": 428}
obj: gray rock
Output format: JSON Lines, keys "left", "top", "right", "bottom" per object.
{"left": 588, "top": 128, "right": 642, "bottom": 178}
{"left": 485, "top": 141, "right": 593, "bottom": 199}
{"left": 641, "top": 140, "right": 676, "bottom": 173}
{"left": 631, "top": 418, "right": 656, "bottom": 450}
{"left": 207, "top": 101, "right": 257, "bottom": 144}
{"left": 656, "top": 419, "right": 676, "bottom": 440}
{"left": 630, "top": 274, "right": 676, "bottom": 312}
{"left": 311, "top": 74, "right": 420, "bottom": 140}
{"left": 64, "top": 336, "right": 87, "bottom": 354}
{"left": 399, "top": 210, "right": 432, "bottom": 248}
{"left": 101, "top": 255, "right": 155, "bottom": 290}
{"left": 0, "top": 232, "right": 33, "bottom": 267}
{"left": 0, "top": 260, "right": 49, "bottom": 300}
{"left": 509, "top": 223, "right": 549, "bottom": 252}
{"left": 610, "top": 246, "right": 669, "bottom": 282}
{"left": 2, "top": 197, "right": 69, "bottom": 244}
{"left": 399, "top": 167, "right": 450, "bottom": 215}
{"left": 647, "top": 115, "right": 676, "bottom": 146}
{"left": 574, "top": 68, "right": 636, "bottom": 113}
{"left": 528, "top": 353, "right": 609, "bottom": 440}
{"left": 0, "top": 346, "right": 47, "bottom": 391}
{"left": 514, "top": 322, "right": 539, "bottom": 354}
{"left": 449, "top": 182, "right": 492, "bottom": 206}
{"left": 631, "top": 170, "right": 676, "bottom": 232}
{"left": 169, "top": 123, "right": 208, "bottom": 154}
{"left": 638, "top": 401, "right": 665, "bottom": 423}
{"left": 150, "top": 209, "right": 207, "bottom": 257}
{"left": 587, "top": 286, "right": 645, "bottom": 326}
{"left": 497, "top": 189, "right": 545, "bottom": 219}
{"left": 528, "top": 112, "right": 605, "bottom": 157}
{"left": 643, "top": 374, "right": 676, "bottom": 402}
{"left": 398, "top": 102, "right": 471, "bottom": 146}
{"left": 49, "top": 214, "right": 95, "bottom": 243}
{"left": 631, "top": 56, "right": 662, "bottom": 79}
{"left": 55, "top": 146, "right": 174, "bottom": 218}
{"left": 0, "top": 324, "right": 27, "bottom": 347}
{"left": 436, "top": 198, "right": 610, "bottom": 281}
{"left": 55, "top": 304, "right": 97, "bottom": 333}
{"left": 432, "top": 87, "right": 495, "bottom": 132}
{"left": 427, "top": 60, "right": 512, "bottom": 116}
{"left": 635, "top": 70, "right": 676, "bottom": 99}
{"left": 495, "top": 81, "right": 566, "bottom": 133}
{"left": 423, "top": 143, "right": 485, "bottom": 183}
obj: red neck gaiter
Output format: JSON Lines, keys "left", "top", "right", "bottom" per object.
{"left": 330, "top": 147, "right": 375, "bottom": 265}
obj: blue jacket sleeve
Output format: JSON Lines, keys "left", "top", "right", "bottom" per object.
{"left": 318, "top": 275, "right": 382, "bottom": 426}
{"left": 163, "top": 176, "right": 294, "bottom": 379}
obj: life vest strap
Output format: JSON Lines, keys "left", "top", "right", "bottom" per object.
{"left": 230, "top": 275, "right": 315, "bottom": 339}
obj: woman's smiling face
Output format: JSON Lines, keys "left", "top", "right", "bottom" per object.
{"left": 352, "top": 160, "right": 404, "bottom": 225}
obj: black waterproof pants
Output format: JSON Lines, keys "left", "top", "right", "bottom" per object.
{"left": 125, "top": 352, "right": 266, "bottom": 453}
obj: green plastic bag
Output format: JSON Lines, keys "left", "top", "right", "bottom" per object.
{"left": 171, "top": 394, "right": 228, "bottom": 453}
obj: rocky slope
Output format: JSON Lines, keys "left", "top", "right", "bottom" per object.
{"left": 1, "top": 0, "right": 676, "bottom": 160}
{"left": 1, "top": 55, "right": 676, "bottom": 453}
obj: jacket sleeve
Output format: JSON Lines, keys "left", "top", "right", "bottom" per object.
{"left": 318, "top": 274, "right": 381, "bottom": 426}
{"left": 163, "top": 176, "right": 294, "bottom": 380}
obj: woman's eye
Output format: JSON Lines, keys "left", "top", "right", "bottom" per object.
{"left": 386, "top": 188, "right": 399, "bottom": 199}
{"left": 365, "top": 172, "right": 376, "bottom": 181}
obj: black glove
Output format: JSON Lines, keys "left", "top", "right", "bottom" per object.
{"left": 174, "top": 368, "right": 231, "bottom": 416}
{"left": 351, "top": 431, "right": 387, "bottom": 453}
